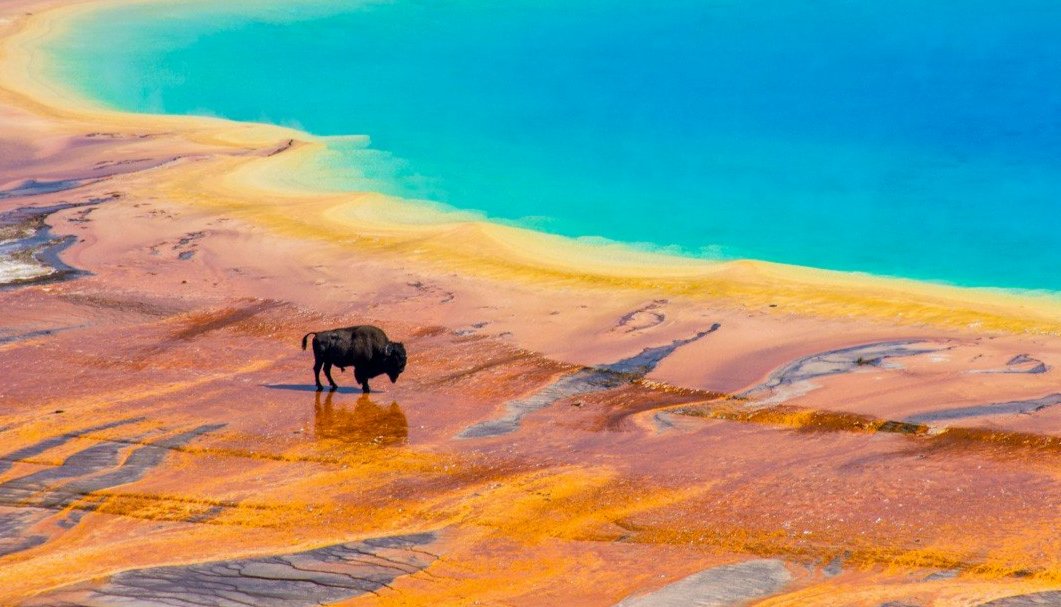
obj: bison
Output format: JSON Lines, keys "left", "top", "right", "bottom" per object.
{"left": 301, "top": 325, "right": 407, "bottom": 393}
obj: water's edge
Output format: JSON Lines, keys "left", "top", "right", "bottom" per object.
{"left": 21, "top": 0, "right": 1061, "bottom": 306}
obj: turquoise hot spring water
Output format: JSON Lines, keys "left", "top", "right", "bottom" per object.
{"left": 44, "top": 0, "right": 1061, "bottom": 291}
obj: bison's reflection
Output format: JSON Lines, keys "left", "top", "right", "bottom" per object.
{"left": 314, "top": 391, "right": 408, "bottom": 446}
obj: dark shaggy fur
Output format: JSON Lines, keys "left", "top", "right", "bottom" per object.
{"left": 301, "top": 325, "right": 407, "bottom": 393}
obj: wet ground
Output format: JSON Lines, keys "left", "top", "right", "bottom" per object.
{"left": 2, "top": 273, "right": 1058, "bottom": 605}
{"left": 1, "top": 10, "right": 1059, "bottom": 598}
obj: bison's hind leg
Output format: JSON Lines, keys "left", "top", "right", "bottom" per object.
{"left": 313, "top": 356, "right": 324, "bottom": 392}
{"left": 310, "top": 335, "right": 327, "bottom": 391}
{"left": 323, "top": 362, "right": 339, "bottom": 391}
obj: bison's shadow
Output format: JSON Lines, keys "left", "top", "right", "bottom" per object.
{"left": 263, "top": 384, "right": 363, "bottom": 394}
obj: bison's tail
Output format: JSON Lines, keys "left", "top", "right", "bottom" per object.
{"left": 301, "top": 332, "right": 317, "bottom": 351}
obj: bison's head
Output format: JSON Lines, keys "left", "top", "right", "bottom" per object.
{"left": 385, "top": 342, "right": 407, "bottom": 383}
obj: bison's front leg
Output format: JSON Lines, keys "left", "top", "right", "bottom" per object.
{"left": 354, "top": 370, "right": 370, "bottom": 394}
{"left": 323, "top": 362, "right": 339, "bottom": 391}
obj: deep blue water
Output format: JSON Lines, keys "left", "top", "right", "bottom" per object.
{"left": 46, "top": 0, "right": 1061, "bottom": 290}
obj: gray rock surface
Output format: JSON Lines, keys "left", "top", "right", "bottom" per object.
{"left": 740, "top": 340, "right": 947, "bottom": 405}
{"left": 614, "top": 559, "right": 792, "bottom": 607}
{"left": 977, "top": 592, "right": 1061, "bottom": 606}
{"left": 905, "top": 393, "right": 1061, "bottom": 424}
{"left": 970, "top": 354, "right": 1049, "bottom": 375}
{"left": 458, "top": 324, "right": 720, "bottom": 438}
{"left": 25, "top": 532, "right": 439, "bottom": 607}
{"left": 0, "top": 422, "right": 220, "bottom": 558}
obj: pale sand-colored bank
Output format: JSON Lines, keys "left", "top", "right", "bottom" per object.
{"left": 1, "top": 2, "right": 1059, "bottom": 606}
